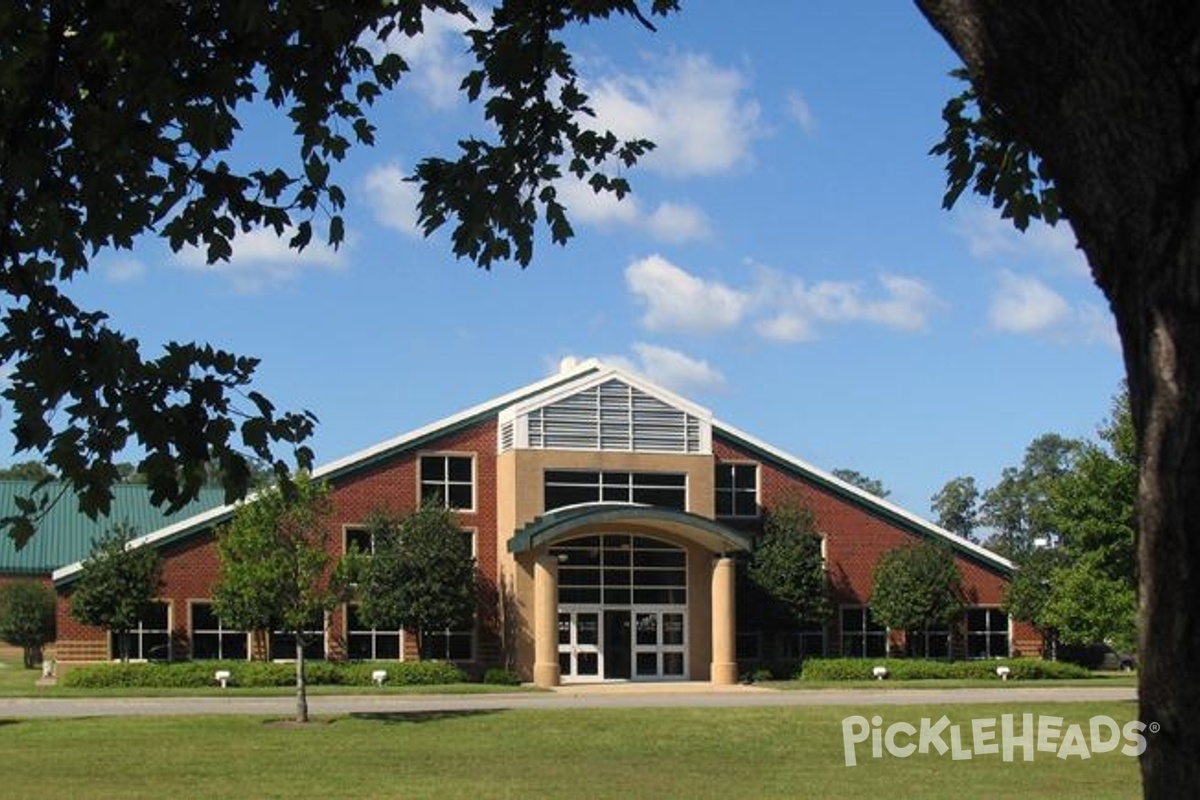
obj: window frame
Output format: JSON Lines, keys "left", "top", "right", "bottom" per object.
{"left": 965, "top": 607, "right": 1010, "bottom": 659}
{"left": 840, "top": 605, "right": 888, "bottom": 658}
{"left": 188, "top": 600, "right": 249, "bottom": 661}
{"left": 345, "top": 603, "right": 404, "bottom": 661}
{"left": 543, "top": 469, "right": 688, "bottom": 513}
{"left": 715, "top": 462, "right": 759, "bottom": 519}
{"left": 110, "top": 600, "right": 171, "bottom": 662}
{"left": 418, "top": 452, "right": 476, "bottom": 512}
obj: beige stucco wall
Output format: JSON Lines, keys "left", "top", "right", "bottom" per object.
{"left": 495, "top": 449, "right": 719, "bottom": 680}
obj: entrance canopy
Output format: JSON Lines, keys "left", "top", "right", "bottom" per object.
{"left": 508, "top": 503, "right": 753, "bottom": 556}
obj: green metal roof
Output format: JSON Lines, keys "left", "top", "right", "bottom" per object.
{"left": 0, "top": 481, "right": 227, "bottom": 574}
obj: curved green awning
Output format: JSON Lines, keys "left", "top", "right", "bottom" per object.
{"left": 508, "top": 503, "right": 753, "bottom": 555}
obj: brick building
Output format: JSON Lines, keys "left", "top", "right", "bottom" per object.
{"left": 45, "top": 359, "right": 1038, "bottom": 684}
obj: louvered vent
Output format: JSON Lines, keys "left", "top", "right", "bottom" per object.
{"left": 509, "top": 378, "right": 707, "bottom": 454}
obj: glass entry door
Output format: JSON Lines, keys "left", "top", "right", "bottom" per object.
{"left": 559, "top": 607, "right": 687, "bottom": 681}
{"left": 553, "top": 534, "right": 689, "bottom": 682}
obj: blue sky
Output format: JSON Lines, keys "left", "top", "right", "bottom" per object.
{"left": 55, "top": 4, "right": 1124, "bottom": 518}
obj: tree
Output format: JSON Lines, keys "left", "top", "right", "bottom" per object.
{"left": 0, "top": 461, "right": 55, "bottom": 482}
{"left": 356, "top": 503, "right": 477, "bottom": 660}
{"left": 69, "top": 524, "right": 161, "bottom": 662}
{"left": 1001, "top": 543, "right": 1066, "bottom": 656}
{"left": 0, "top": 2, "right": 675, "bottom": 547}
{"left": 746, "top": 500, "right": 830, "bottom": 630}
{"left": 0, "top": 580, "right": 56, "bottom": 668}
{"left": 870, "top": 542, "right": 963, "bottom": 656}
{"left": 212, "top": 475, "right": 341, "bottom": 723}
{"left": 978, "top": 433, "right": 1081, "bottom": 561}
{"left": 916, "top": 7, "right": 1200, "bottom": 787}
{"left": 930, "top": 475, "right": 980, "bottom": 541}
{"left": 1041, "top": 552, "right": 1138, "bottom": 656}
{"left": 831, "top": 469, "right": 890, "bottom": 499}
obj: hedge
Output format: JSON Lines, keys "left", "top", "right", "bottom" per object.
{"left": 62, "top": 660, "right": 468, "bottom": 689}
{"left": 797, "top": 657, "right": 1092, "bottom": 682}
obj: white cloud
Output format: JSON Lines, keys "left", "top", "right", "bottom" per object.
{"left": 558, "top": 179, "right": 711, "bottom": 243}
{"left": 988, "top": 270, "right": 1071, "bottom": 333}
{"left": 175, "top": 226, "right": 347, "bottom": 293}
{"left": 786, "top": 91, "right": 817, "bottom": 135}
{"left": 956, "top": 205, "right": 1088, "bottom": 276}
{"left": 588, "top": 53, "right": 764, "bottom": 177}
{"left": 362, "top": 162, "right": 423, "bottom": 237}
{"left": 601, "top": 343, "right": 726, "bottom": 394}
{"left": 557, "top": 178, "right": 641, "bottom": 227}
{"left": 104, "top": 258, "right": 146, "bottom": 283}
{"left": 370, "top": 6, "right": 478, "bottom": 110}
{"left": 626, "top": 255, "right": 750, "bottom": 335}
{"left": 755, "top": 271, "right": 940, "bottom": 342}
{"left": 643, "top": 202, "right": 712, "bottom": 243}
{"left": 988, "top": 270, "right": 1120, "bottom": 349}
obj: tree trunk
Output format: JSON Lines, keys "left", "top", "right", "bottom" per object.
{"left": 295, "top": 632, "right": 308, "bottom": 724}
{"left": 913, "top": 3, "right": 1200, "bottom": 796}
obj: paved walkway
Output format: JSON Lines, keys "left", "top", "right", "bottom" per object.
{"left": 0, "top": 683, "right": 1136, "bottom": 719}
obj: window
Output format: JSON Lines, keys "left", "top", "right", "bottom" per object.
{"left": 111, "top": 601, "right": 170, "bottom": 661}
{"left": 544, "top": 470, "right": 687, "bottom": 512}
{"left": 551, "top": 535, "right": 687, "bottom": 606}
{"left": 190, "top": 602, "right": 247, "bottom": 660}
{"left": 346, "top": 604, "right": 402, "bottom": 660}
{"left": 420, "top": 455, "right": 474, "bottom": 510}
{"left": 841, "top": 606, "right": 887, "bottom": 658}
{"left": 424, "top": 626, "right": 474, "bottom": 661}
{"left": 966, "top": 608, "right": 1009, "bottom": 658}
{"left": 715, "top": 463, "right": 758, "bottom": 517}
{"left": 269, "top": 610, "right": 326, "bottom": 661}
{"left": 344, "top": 526, "right": 373, "bottom": 554}
{"left": 910, "top": 623, "right": 951, "bottom": 659}
{"left": 781, "top": 625, "right": 827, "bottom": 660}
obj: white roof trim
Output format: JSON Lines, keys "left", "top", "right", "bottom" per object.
{"left": 712, "top": 417, "right": 1016, "bottom": 573}
{"left": 54, "top": 358, "right": 1013, "bottom": 582}
{"left": 55, "top": 359, "right": 608, "bottom": 584}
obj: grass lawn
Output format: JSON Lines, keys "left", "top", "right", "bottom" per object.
{"left": 0, "top": 702, "right": 1141, "bottom": 798}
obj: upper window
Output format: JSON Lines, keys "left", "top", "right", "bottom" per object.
{"left": 420, "top": 454, "right": 474, "bottom": 510}
{"left": 344, "top": 526, "right": 373, "bottom": 555}
{"left": 715, "top": 463, "right": 758, "bottom": 517}
{"left": 544, "top": 470, "right": 687, "bottom": 512}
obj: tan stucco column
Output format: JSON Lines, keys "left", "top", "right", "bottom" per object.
{"left": 533, "top": 555, "right": 561, "bottom": 688}
{"left": 710, "top": 556, "right": 737, "bottom": 685}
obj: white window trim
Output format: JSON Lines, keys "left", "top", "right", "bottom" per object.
{"left": 188, "top": 599, "right": 250, "bottom": 661}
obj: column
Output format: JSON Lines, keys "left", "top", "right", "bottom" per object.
{"left": 533, "top": 554, "right": 561, "bottom": 688}
{"left": 710, "top": 556, "right": 737, "bottom": 685}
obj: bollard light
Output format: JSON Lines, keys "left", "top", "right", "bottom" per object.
{"left": 872, "top": 665, "right": 888, "bottom": 680}
{"left": 214, "top": 669, "right": 232, "bottom": 689}
{"left": 996, "top": 666, "right": 1011, "bottom": 681}
{"left": 372, "top": 669, "right": 388, "bottom": 686}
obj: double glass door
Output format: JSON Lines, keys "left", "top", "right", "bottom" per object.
{"left": 559, "top": 607, "right": 686, "bottom": 681}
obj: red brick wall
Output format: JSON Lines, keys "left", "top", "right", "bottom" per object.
{"left": 55, "top": 418, "right": 503, "bottom": 666}
{"left": 714, "top": 435, "right": 1039, "bottom": 657}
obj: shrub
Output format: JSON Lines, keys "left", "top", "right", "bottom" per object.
{"left": 482, "top": 667, "right": 522, "bottom": 686}
{"left": 62, "top": 659, "right": 469, "bottom": 689}
{"left": 798, "top": 657, "right": 1092, "bottom": 682}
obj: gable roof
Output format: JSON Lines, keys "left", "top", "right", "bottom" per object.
{"left": 52, "top": 358, "right": 1014, "bottom": 583}
{"left": 0, "top": 481, "right": 226, "bottom": 575}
